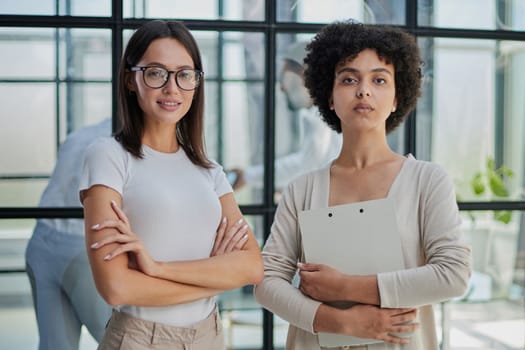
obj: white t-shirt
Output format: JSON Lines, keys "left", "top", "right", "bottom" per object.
{"left": 79, "top": 136, "right": 232, "bottom": 326}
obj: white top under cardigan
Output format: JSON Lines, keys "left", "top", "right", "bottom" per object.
{"left": 80, "top": 136, "right": 232, "bottom": 327}
{"left": 254, "top": 155, "right": 472, "bottom": 350}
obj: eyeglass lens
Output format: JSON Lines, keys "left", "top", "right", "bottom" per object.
{"left": 143, "top": 67, "right": 200, "bottom": 90}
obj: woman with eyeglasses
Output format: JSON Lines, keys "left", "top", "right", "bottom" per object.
{"left": 79, "top": 20, "right": 263, "bottom": 350}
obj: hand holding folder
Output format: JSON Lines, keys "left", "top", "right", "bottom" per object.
{"left": 298, "top": 197, "right": 407, "bottom": 347}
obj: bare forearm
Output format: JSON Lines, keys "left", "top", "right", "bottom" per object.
{"left": 155, "top": 249, "right": 263, "bottom": 289}
{"left": 340, "top": 274, "right": 380, "bottom": 305}
{"left": 313, "top": 304, "right": 344, "bottom": 333}
{"left": 103, "top": 267, "right": 222, "bottom": 306}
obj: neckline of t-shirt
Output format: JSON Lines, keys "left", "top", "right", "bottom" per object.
{"left": 142, "top": 144, "right": 185, "bottom": 159}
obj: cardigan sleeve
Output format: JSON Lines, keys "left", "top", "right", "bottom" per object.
{"left": 254, "top": 178, "right": 322, "bottom": 334}
{"left": 378, "top": 163, "right": 472, "bottom": 308}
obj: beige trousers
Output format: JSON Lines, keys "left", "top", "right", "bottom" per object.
{"left": 321, "top": 346, "right": 368, "bottom": 350}
{"left": 98, "top": 307, "right": 225, "bottom": 350}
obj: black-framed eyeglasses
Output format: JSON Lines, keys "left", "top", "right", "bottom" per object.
{"left": 129, "top": 66, "right": 203, "bottom": 91}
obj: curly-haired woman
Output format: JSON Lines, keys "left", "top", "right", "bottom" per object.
{"left": 255, "top": 21, "right": 471, "bottom": 350}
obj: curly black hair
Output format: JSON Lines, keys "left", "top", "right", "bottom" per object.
{"left": 303, "top": 21, "right": 422, "bottom": 134}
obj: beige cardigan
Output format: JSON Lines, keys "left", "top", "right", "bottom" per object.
{"left": 254, "top": 156, "right": 472, "bottom": 350}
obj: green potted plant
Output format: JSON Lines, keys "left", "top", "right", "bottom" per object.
{"left": 471, "top": 157, "right": 514, "bottom": 223}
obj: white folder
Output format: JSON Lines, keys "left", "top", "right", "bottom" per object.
{"left": 298, "top": 197, "right": 405, "bottom": 347}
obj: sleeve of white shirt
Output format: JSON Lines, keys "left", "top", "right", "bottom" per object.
{"left": 79, "top": 136, "right": 127, "bottom": 199}
{"left": 209, "top": 160, "right": 234, "bottom": 197}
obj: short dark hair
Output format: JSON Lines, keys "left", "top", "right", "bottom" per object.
{"left": 115, "top": 20, "right": 211, "bottom": 167}
{"left": 303, "top": 21, "right": 422, "bottom": 134}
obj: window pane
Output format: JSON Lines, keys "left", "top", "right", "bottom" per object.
{"left": 418, "top": 0, "right": 525, "bottom": 31}
{"left": 58, "top": 29, "right": 111, "bottom": 80}
{"left": 277, "top": 0, "right": 405, "bottom": 25}
{"left": 193, "top": 31, "right": 265, "bottom": 205}
{"left": 0, "top": 0, "right": 54, "bottom": 15}
{"left": 0, "top": 0, "right": 111, "bottom": 16}
{"left": 0, "top": 27, "right": 111, "bottom": 207}
{"left": 124, "top": 0, "right": 264, "bottom": 21}
{"left": 460, "top": 210, "right": 524, "bottom": 299}
{"left": 0, "top": 28, "right": 55, "bottom": 79}
{"left": 436, "top": 209, "right": 525, "bottom": 348}
{"left": 57, "top": 0, "right": 111, "bottom": 16}
{"left": 0, "top": 180, "right": 47, "bottom": 207}
{"left": 0, "top": 84, "right": 56, "bottom": 176}
{"left": 416, "top": 38, "right": 525, "bottom": 202}
{"left": 59, "top": 83, "right": 112, "bottom": 138}
{"left": 221, "top": 81, "right": 265, "bottom": 204}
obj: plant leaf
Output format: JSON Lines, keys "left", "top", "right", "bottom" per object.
{"left": 471, "top": 173, "right": 485, "bottom": 195}
{"left": 487, "top": 157, "right": 495, "bottom": 171}
{"left": 494, "top": 210, "right": 512, "bottom": 224}
{"left": 489, "top": 173, "right": 509, "bottom": 197}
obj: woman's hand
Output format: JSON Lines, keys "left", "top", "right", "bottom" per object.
{"left": 90, "top": 201, "right": 160, "bottom": 277}
{"left": 211, "top": 217, "right": 249, "bottom": 256}
{"left": 314, "top": 304, "right": 419, "bottom": 344}
{"left": 340, "top": 305, "right": 419, "bottom": 344}
{"left": 298, "top": 262, "right": 345, "bottom": 302}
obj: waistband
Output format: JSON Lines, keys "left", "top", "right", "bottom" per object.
{"left": 107, "top": 305, "right": 222, "bottom": 345}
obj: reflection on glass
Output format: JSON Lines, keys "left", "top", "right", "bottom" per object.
{"left": 416, "top": 38, "right": 525, "bottom": 202}
{"left": 272, "top": 35, "right": 342, "bottom": 196}
{"left": 418, "top": 0, "right": 525, "bottom": 31}
{"left": 124, "top": 0, "right": 264, "bottom": 21}
{"left": 460, "top": 210, "right": 524, "bottom": 300}
{"left": 195, "top": 31, "right": 266, "bottom": 205}
{"left": 277, "top": 0, "right": 405, "bottom": 24}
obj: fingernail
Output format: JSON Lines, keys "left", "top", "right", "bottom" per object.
{"left": 111, "top": 200, "right": 117, "bottom": 206}
{"left": 297, "top": 262, "right": 304, "bottom": 267}
{"left": 103, "top": 254, "right": 111, "bottom": 260}
{"left": 91, "top": 242, "right": 99, "bottom": 248}
{"left": 91, "top": 224, "right": 100, "bottom": 229}
{"left": 237, "top": 218, "right": 243, "bottom": 224}
{"left": 242, "top": 224, "right": 248, "bottom": 231}
{"left": 222, "top": 217, "right": 227, "bottom": 224}
{"left": 242, "top": 234, "right": 248, "bottom": 240}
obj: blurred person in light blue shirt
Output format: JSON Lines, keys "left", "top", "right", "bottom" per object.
{"left": 25, "top": 118, "right": 112, "bottom": 350}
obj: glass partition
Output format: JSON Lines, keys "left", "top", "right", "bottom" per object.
{"left": 418, "top": 0, "right": 525, "bottom": 31}
{"left": 416, "top": 37, "right": 525, "bottom": 203}
{"left": 0, "top": 27, "right": 111, "bottom": 207}
{"left": 124, "top": 0, "right": 265, "bottom": 21}
{"left": 277, "top": 0, "right": 405, "bottom": 24}
{"left": 197, "top": 31, "right": 267, "bottom": 205}
{"left": 0, "top": 0, "right": 111, "bottom": 16}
